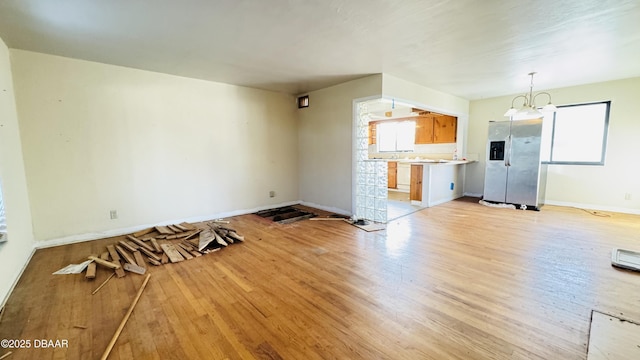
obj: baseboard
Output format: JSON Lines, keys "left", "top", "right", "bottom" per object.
{"left": 299, "top": 201, "right": 351, "bottom": 217}
{"left": 544, "top": 200, "right": 640, "bottom": 215}
{"left": 34, "top": 200, "right": 301, "bottom": 249}
{"left": 1, "top": 246, "right": 36, "bottom": 309}
{"left": 463, "top": 192, "right": 483, "bottom": 198}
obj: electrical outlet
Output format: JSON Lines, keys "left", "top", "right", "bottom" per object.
{"left": 110, "top": 210, "right": 118, "bottom": 219}
{"left": 624, "top": 193, "right": 632, "bottom": 200}
{"left": 269, "top": 191, "right": 276, "bottom": 198}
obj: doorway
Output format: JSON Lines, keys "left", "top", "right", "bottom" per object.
{"left": 353, "top": 97, "right": 463, "bottom": 223}
{"left": 352, "top": 97, "right": 423, "bottom": 223}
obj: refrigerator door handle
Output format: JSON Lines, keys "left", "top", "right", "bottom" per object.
{"left": 505, "top": 135, "right": 512, "bottom": 167}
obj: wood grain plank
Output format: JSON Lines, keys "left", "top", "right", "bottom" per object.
{"left": 4, "top": 200, "right": 640, "bottom": 360}
{"left": 139, "top": 247, "right": 162, "bottom": 262}
{"left": 107, "top": 245, "right": 121, "bottom": 262}
{"left": 149, "top": 238, "right": 161, "bottom": 253}
{"left": 160, "top": 244, "right": 185, "bottom": 263}
{"left": 128, "top": 236, "right": 155, "bottom": 252}
{"left": 132, "top": 250, "right": 147, "bottom": 269}
{"left": 174, "top": 244, "right": 194, "bottom": 260}
{"left": 115, "top": 245, "right": 137, "bottom": 265}
{"left": 155, "top": 226, "right": 174, "bottom": 235}
{"left": 118, "top": 240, "right": 138, "bottom": 252}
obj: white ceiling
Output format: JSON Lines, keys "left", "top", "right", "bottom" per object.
{"left": 1, "top": 0, "right": 639, "bottom": 100}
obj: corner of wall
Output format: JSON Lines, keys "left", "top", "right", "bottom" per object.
{"left": 0, "top": 38, "right": 37, "bottom": 307}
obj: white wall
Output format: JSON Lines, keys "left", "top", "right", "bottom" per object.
{"left": 298, "top": 75, "right": 382, "bottom": 213}
{"left": 467, "top": 77, "right": 640, "bottom": 214}
{"left": 0, "top": 39, "right": 35, "bottom": 306}
{"left": 11, "top": 50, "right": 299, "bottom": 243}
{"left": 382, "top": 74, "right": 470, "bottom": 116}
{"left": 380, "top": 73, "right": 473, "bottom": 185}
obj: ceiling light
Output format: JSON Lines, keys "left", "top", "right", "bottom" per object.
{"left": 504, "top": 72, "right": 557, "bottom": 120}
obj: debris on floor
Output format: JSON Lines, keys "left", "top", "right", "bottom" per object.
{"left": 53, "top": 259, "right": 94, "bottom": 275}
{"left": 348, "top": 220, "right": 386, "bottom": 232}
{"left": 611, "top": 248, "right": 640, "bottom": 272}
{"left": 309, "top": 214, "right": 350, "bottom": 221}
{"left": 255, "top": 206, "right": 316, "bottom": 224}
{"left": 58, "top": 220, "right": 245, "bottom": 285}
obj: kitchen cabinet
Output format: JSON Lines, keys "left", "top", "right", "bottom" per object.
{"left": 415, "top": 115, "right": 457, "bottom": 144}
{"left": 388, "top": 161, "right": 397, "bottom": 189}
{"left": 397, "top": 163, "right": 411, "bottom": 192}
{"left": 414, "top": 116, "right": 434, "bottom": 144}
{"left": 434, "top": 115, "right": 457, "bottom": 143}
{"left": 410, "top": 164, "right": 423, "bottom": 201}
{"left": 368, "top": 122, "right": 377, "bottom": 145}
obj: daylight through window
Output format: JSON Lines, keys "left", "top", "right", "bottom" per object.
{"left": 377, "top": 121, "right": 416, "bottom": 152}
{"left": 540, "top": 101, "right": 610, "bottom": 165}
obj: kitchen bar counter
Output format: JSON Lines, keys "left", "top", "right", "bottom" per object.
{"left": 377, "top": 159, "right": 476, "bottom": 208}
{"left": 374, "top": 158, "right": 475, "bottom": 165}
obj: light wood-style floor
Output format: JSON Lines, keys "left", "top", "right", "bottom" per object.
{"left": 387, "top": 190, "right": 422, "bottom": 221}
{"left": 1, "top": 198, "right": 640, "bottom": 359}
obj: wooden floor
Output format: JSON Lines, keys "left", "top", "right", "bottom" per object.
{"left": 387, "top": 190, "right": 422, "bottom": 221}
{"left": 1, "top": 198, "right": 640, "bottom": 359}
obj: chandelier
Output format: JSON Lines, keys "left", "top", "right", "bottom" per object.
{"left": 504, "top": 72, "right": 557, "bottom": 119}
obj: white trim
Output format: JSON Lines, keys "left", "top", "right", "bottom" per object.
{"left": 544, "top": 200, "right": 640, "bottom": 215}
{"left": 1, "top": 247, "right": 36, "bottom": 309}
{"left": 33, "top": 200, "right": 301, "bottom": 249}
{"left": 299, "top": 201, "right": 351, "bottom": 217}
{"left": 464, "top": 192, "right": 484, "bottom": 198}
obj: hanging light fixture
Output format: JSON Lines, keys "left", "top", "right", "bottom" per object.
{"left": 504, "top": 72, "right": 557, "bottom": 119}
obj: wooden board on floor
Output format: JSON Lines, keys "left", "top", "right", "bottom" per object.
{"left": 139, "top": 247, "right": 162, "bottom": 262}
{"left": 160, "top": 244, "right": 185, "bottom": 263}
{"left": 587, "top": 311, "right": 640, "bottom": 359}
{"left": 85, "top": 257, "right": 97, "bottom": 280}
{"left": 115, "top": 245, "right": 137, "bottom": 265}
{"left": 132, "top": 251, "right": 147, "bottom": 269}
{"left": 155, "top": 226, "right": 174, "bottom": 235}
{"left": 128, "top": 236, "right": 155, "bottom": 252}
{"left": 174, "top": 244, "right": 194, "bottom": 260}
{"left": 133, "top": 228, "right": 154, "bottom": 237}
{"left": 119, "top": 240, "right": 138, "bottom": 252}
{"left": 107, "top": 245, "right": 121, "bottom": 262}
{"left": 149, "top": 238, "right": 161, "bottom": 253}
{"left": 178, "top": 222, "right": 196, "bottom": 230}
{"left": 351, "top": 221, "right": 386, "bottom": 232}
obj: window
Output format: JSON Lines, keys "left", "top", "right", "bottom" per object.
{"left": 540, "top": 101, "right": 610, "bottom": 165}
{"left": 377, "top": 121, "right": 416, "bottom": 152}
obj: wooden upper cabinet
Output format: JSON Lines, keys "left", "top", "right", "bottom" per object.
{"left": 368, "top": 122, "right": 377, "bottom": 145}
{"left": 434, "top": 115, "right": 457, "bottom": 143}
{"left": 414, "top": 116, "right": 434, "bottom": 144}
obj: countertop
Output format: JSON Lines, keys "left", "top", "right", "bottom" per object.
{"left": 367, "top": 158, "right": 476, "bottom": 165}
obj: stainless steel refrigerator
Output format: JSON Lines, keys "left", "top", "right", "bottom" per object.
{"left": 483, "top": 119, "right": 547, "bottom": 210}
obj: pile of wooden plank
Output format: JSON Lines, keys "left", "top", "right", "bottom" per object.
{"left": 85, "top": 221, "right": 244, "bottom": 282}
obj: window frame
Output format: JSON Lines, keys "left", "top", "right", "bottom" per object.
{"left": 542, "top": 101, "right": 610, "bottom": 166}
{"left": 376, "top": 119, "right": 416, "bottom": 152}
